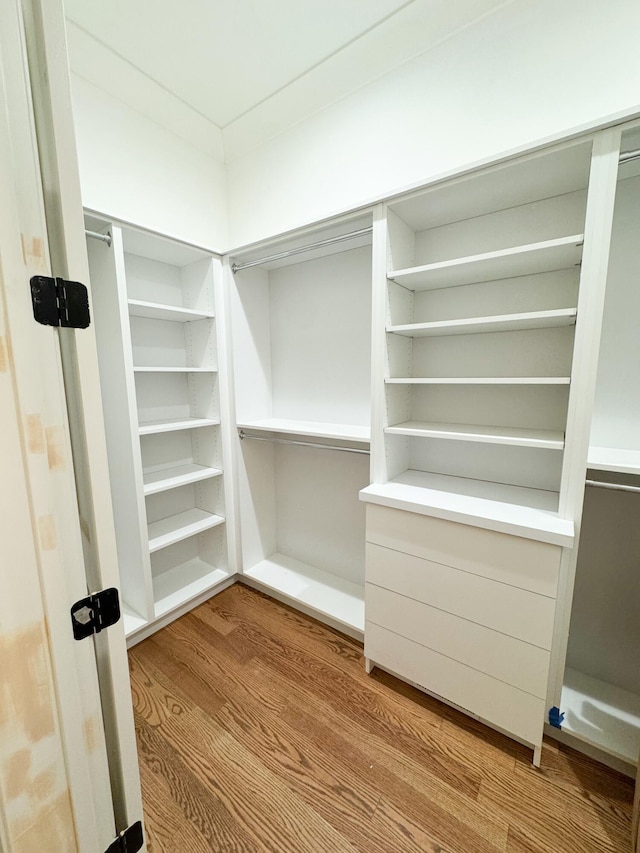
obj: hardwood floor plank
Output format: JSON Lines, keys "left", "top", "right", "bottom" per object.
{"left": 129, "top": 584, "right": 634, "bottom": 853}
{"left": 479, "top": 753, "right": 632, "bottom": 853}
{"left": 133, "top": 640, "right": 359, "bottom": 852}
{"left": 522, "top": 736, "right": 634, "bottom": 804}
{"left": 228, "top": 582, "right": 450, "bottom": 723}
{"left": 185, "top": 596, "right": 442, "bottom": 736}
{"left": 136, "top": 717, "right": 257, "bottom": 853}
{"left": 138, "top": 621, "right": 286, "bottom": 715}
{"left": 238, "top": 626, "right": 481, "bottom": 801}
{"left": 184, "top": 603, "right": 485, "bottom": 805}
{"left": 163, "top": 706, "right": 360, "bottom": 853}
{"left": 274, "top": 666, "right": 509, "bottom": 852}
{"left": 372, "top": 795, "right": 460, "bottom": 853}
{"left": 129, "top": 652, "right": 192, "bottom": 727}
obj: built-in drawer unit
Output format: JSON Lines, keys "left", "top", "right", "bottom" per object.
{"left": 366, "top": 624, "right": 547, "bottom": 748}
{"left": 364, "top": 504, "right": 563, "bottom": 760}
{"left": 365, "top": 503, "right": 561, "bottom": 596}
{"left": 366, "top": 543, "right": 556, "bottom": 650}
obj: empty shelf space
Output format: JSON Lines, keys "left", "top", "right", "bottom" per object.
{"left": 387, "top": 308, "right": 577, "bottom": 338}
{"left": 360, "top": 471, "right": 573, "bottom": 547}
{"left": 143, "top": 463, "right": 223, "bottom": 496}
{"left": 243, "top": 552, "right": 365, "bottom": 634}
{"left": 386, "top": 377, "right": 571, "bottom": 385}
{"left": 587, "top": 446, "right": 640, "bottom": 475}
{"left": 153, "top": 558, "right": 232, "bottom": 618}
{"left": 384, "top": 421, "right": 565, "bottom": 449}
{"left": 122, "top": 603, "right": 147, "bottom": 638}
{"left": 133, "top": 366, "right": 217, "bottom": 373}
{"left": 148, "top": 508, "right": 225, "bottom": 553}
{"left": 561, "top": 667, "right": 640, "bottom": 765}
{"left": 388, "top": 235, "right": 584, "bottom": 291}
{"left": 128, "top": 299, "right": 214, "bottom": 322}
{"left": 138, "top": 417, "right": 220, "bottom": 435}
{"left": 237, "top": 418, "right": 370, "bottom": 442}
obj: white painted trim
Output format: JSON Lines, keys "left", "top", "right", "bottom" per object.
{"left": 370, "top": 205, "right": 388, "bottom": 485}
{"left": 546, "top": 128, "right": 622, "bottom": 716}
{"left": 0, "top": 0, "right": 117, "bottom": 847}
{"left": 22, "top": 0, "right": 145, "bottom": 839}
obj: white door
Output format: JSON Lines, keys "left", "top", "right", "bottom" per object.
{"left": 0, "top": 0, "right": 143, "bottom": 850}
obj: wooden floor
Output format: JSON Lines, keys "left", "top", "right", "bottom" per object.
{"left": 129, "top": 583, "right": 634, "bottom": 853}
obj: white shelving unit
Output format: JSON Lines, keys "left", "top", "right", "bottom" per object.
{"left": 361, "top": 133, "right": 625, "bottom": 765}
{"left": 387, "top": 307, "right": 577, "bottom": 338}
{"left": 551, "top": 129, "right": 640, "bottom": 775}
{"left": 384, "top": 421, "right": 565, "bottom": 449}
{"left": 237, "top": 418, "right": 370, "bottom": 442}
{"left": 561, "top": 668, "right": 640, "bottom": 767}
{"left": 385, "top": 377, "right": 571, "bottom": 385}
{"left": 372, "top": 140, "right": 599, "bottom": 525}
{"left": 229, "top": 215, "right": 373, "bottom": 637}
{"left": 138, "top": 417, "right": 220, "bottom": 435}
{"left": 588, "top": 446, "right": 640, "bottom": 475}
{"left": 86, "top": 216, "right": 235, "bottom": 644}
{"left": 143, "top": 463, "right": 222, "bottom": 496}
{"left": 147, "top": 508, "right": 225, "bottom": 553}
{"left": 243, "top": 553, "right": 365, "bottom": 634}
{"left": 388, "top": 234, "right": 584, "bottom": 290}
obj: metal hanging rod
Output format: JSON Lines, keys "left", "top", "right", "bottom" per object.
{"left": 620, "top": 148, "right": 640, "bottom": 165}
{"left": 239, "top": 430, "right": 370, "bottom": 455}
{"left": 586, "top": 479, "right": 640, "bottom": 494}
{"left": 231, "top": 226, "right": 373, "bottom": 274}
{"left": 85, "top": 229, "right": 112, "bottom": 247}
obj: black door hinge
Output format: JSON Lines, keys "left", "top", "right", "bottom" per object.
{"left": 71, "top": 588, "right": 121, "bottom": 640}
{"left": 105, "top": 821, "right": 144, "bottom": 853}
{"left": 30, "top": 275, "right": 90, "bottom": 328}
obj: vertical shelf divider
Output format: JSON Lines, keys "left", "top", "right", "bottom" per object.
{"left": 87, "top": 224, "right": 155, "bottom": 626}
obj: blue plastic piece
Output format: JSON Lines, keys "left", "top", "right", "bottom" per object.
{"left": 548, "top": 706, "right": 565, "bottom": 729}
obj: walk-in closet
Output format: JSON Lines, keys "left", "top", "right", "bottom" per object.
{"left": 8, "top": 1, "right": 640, "bottom": 848}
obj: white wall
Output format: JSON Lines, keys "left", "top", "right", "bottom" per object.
{"left": 70, "top": 74, "right": 228, "bottom": 250}
{"left": 226, "top": 0, "right": 640, "bottom": 248}
{"left": 590, "top": 173, "right": 640, "bottom": 451}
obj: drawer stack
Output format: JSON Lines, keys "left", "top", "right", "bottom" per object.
{"left": 364, "top": 504, "right": 562, "bottom": 757}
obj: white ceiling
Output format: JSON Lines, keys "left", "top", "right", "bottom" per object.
{"left": 64, "top": 0, "right": 510, "bottom": 137}
{"left": 64, "top": 0, "right": 416, "bottom": 127}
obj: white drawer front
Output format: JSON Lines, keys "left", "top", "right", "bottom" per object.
{"left": 366, "top": 623, "right": 545, "bottom": 748}
{"left": 366, "top": 584, "right": 550, "bottom": 697}
{"left": 366, "top": 504, "right": 561, "bottom": 597}
{"left": 366, "top": 542, "right": 555, "bottom": 649}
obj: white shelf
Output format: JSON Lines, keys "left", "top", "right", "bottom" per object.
{"left": 153, "top": 558, "right": 232, "bottom": 618}
{"left": 133, "top": 366, "right": 217, "bottom": 373}
{"left": 128, "top": 299, "right": 214, "bottom": 323}
{"left": 387, "top": 308, "right": 577, "bottom": 338}
{"left": 386, "top": 377, "right": 571, "bottom": 385}
{"left": 138, "top": 417, "right": 220, "bottom": 435}
{"left": 243, "top": 552, "right": 365, "bottom": 634}
{"left": 143, "top": 463, "right": 223, "bottom": 496}
{"left": 122, "top": 603, "right": 147, "bottom": 637}
{"left": 385, "top": 421, "right": 564, "bottom": 450}
{"left": 148, "top": 508, "right": 225, "bottom": 553}
{"left": 388, "top": 234, "right": 584, "bottom": 291}
{"left": 360, "top": 470, "right": 573, "bottom": 547}
{"left": 561, "top": 667, "right": 640, "bottom": 765}
{"left": 237, "top": 418, "right": 370, "bottom": 442}
{"left": 587, "top": 446, "right": 640, "bottom": 476}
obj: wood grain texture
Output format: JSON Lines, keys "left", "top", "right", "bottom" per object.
{"left": 130, "top": 582, "right": 634, "bottom": 853}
